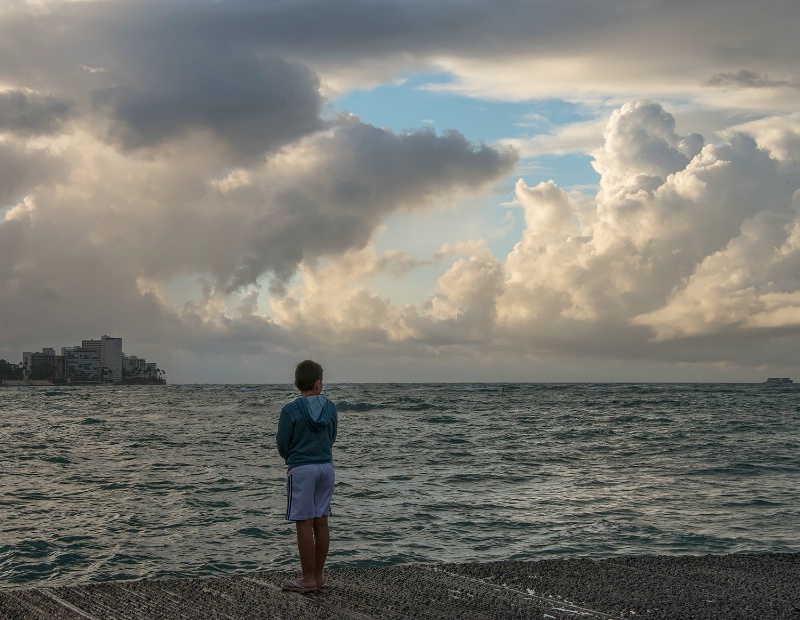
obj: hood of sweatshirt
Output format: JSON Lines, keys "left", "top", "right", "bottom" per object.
{"left": 301, "top": 395, "right": 335, "bottom": 431}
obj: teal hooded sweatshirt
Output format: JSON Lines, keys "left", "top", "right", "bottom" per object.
{"left": 276, "top": 395, "right": 338, "bottom": 468}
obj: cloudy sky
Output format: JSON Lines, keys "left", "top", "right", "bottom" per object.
{"left": 1, "top": 0, "right": 799, "bottom": 384}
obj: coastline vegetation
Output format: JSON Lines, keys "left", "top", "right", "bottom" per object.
{"left": 0, "top": 359, "right": 24, "bottom": 381}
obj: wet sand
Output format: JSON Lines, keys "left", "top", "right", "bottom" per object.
{"left": 1, "top": 552, "right": 798, "bottom": 619}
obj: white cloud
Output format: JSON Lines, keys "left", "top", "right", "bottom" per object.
{"left": 502, "top": 118, "right": 606, "bottom": 158}
{"left": 273, "top": 102, "right": 800, "bottom": 375}
{"left": 633, "top": 206, "right": 800, "bottom": 339}
{"left": 264, "top": 101, "right": 800, "bottom": 370}
{"left": 722, "top": 112, "right": 800, "bottom": 162}
{"left": 493, "top": 103, "right": 800, "bottom": 364}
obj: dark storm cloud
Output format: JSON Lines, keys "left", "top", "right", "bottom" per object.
{"left": 223, "top": 121, "right": 518, "bottom": 291}
{"left": 91, "top": 51, "right": 323, "bottom": 159}
{"left": 188, "top": 0, "right": 614, "bottom": 56}
{"left": 0, "top": 1, "right": 325, "bottom": 161}
{"left": 0, "top": 91, "right": 73, "bottom": 136}
{"left": 0, "top": 0, "right": 795, "bottom": 157}
{"left": 0, "top": 144, "right": 66, "bottom": 206}
{"left": 705, "top": 70, "right": 797, "bottom": 90}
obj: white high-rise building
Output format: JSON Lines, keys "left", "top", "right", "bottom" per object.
{"left": 82, "top": 335, "right": 123, "bottom": 384}
{"left": 63, "top": 346, "right": 100, "bottom": 383}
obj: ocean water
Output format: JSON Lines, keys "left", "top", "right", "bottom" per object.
{"left": 1, "top": 382, "right": 797, "bottom": 589}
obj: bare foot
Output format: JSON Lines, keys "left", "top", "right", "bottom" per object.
{"left": 281, "top": 579, "right": 317, "bottom": 592}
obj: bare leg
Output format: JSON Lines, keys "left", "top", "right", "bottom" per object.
{"left": 313, "top": 516, "right": 329, "bottom": 586}
{"left": 293, "top": 519, "right": 317, "bottom": 588}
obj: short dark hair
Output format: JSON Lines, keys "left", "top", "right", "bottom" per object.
{"left": 295, "top": 359, "right": 323, "bottom": 391}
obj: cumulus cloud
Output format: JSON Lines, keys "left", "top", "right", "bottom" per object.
{"left": 270, "top": 101, "right": 800, "bottom": 373}
{"left": 633, "top": 210, "right": 800, "bottom": 339}
{"left": 490, "top": 103, "right": 800, "bottom": 353}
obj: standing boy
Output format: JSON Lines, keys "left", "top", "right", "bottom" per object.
{"left": 276, "top": 360, "right": 338, "bottom": 592}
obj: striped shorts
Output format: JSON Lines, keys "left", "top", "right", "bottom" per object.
{"left": 285, "top": 463, "right": 335, "bottom": 521}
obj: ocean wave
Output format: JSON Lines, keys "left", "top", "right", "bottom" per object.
{"left": 335, "top": 400, "right": 379, "bottom": 412}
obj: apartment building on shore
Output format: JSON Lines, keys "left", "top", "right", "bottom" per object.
{"left": 17, "top": 335, "right": 165, "bottom": 385}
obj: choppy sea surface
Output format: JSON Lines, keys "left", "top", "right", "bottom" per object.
{"left": 1, "top": 382, "right": 798, "bottom": 589}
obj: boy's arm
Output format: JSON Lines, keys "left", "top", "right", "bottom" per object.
{"left": 276, "top": 409, "right": 292, "bottom": 461}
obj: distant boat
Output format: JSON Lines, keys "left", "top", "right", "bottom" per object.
{"left": 764, "top": 377, "right": 794, "bottom": 384}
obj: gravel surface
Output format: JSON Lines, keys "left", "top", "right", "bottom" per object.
{"left": 1, "top": 553, "right": 798, "bottom": 619}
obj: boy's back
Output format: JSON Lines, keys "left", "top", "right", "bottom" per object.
{"left": 276, "top": 394, "right": 337, "bottom": 467}
{"left": 276, "top": 359, "right": 338, "bottom": 593}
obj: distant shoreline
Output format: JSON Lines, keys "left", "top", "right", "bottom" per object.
{"left": 1, "top": 379, "right": 55, "bottom": 386}
{"left": 1, "top": 379, "right": 166, "bottom": 387}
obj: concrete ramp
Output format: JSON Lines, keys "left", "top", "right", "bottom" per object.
{"left": 1, "top": 553, "right": 798, "bottom": 619}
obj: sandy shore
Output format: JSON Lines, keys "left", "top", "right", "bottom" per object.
{"left": 1, "top": 553, "right": 798, "bottom": 619}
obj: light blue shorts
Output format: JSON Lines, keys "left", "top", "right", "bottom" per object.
{"left": 285, "top": 463, "right": 335, "bottom": 521}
